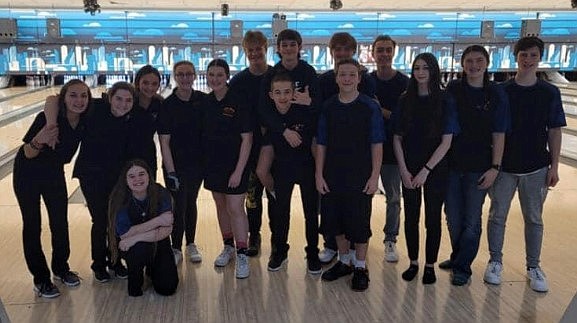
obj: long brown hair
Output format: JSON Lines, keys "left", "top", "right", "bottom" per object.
{"left": 107, "top": 159, "right": 160, "bottom": 264}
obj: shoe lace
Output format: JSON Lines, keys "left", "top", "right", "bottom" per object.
{"left": 531, "top": 268, "right": 545, "bottom": 280}
{"left": 386, "top": 242, "right": 394, "bottom": 252}
{"left": 491, "top": 262, "right": 501, "bottom": 274}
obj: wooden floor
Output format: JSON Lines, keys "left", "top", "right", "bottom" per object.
{"left": 1, "top": 164, "right": 577, "bottom": 323}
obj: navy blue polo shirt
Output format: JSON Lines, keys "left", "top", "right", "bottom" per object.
{"left": 370, "top": 71, "right": 409, "bottom": 165}
{"left": 157, "top": 88, "right": 206, "bottom": 179}
{"left": 116, "top": 184, "right": 172, "bottom": 236}
{"left": 446, "top": 79, "right": 510, "bottom": 172}
{"left": 258, "top": 60, "right": 320, "bottom": 134}
{"left": 501, "top": 79, "right": 566, "bottom": 173}
{"left": 317, "top": 93, "right": 385, "bottom": 192}
{"left": 395, "top": 93, "right": 460, "bottom": 174}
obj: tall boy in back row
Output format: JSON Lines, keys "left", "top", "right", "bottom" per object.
{"left": 484, "top": 36, "right": 566, "bottom": 293}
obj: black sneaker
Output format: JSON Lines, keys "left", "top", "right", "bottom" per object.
{"left": 34, "top": 281, "right": 61, "bottom": 298}
{"left": 321, "top": 261, "right": 353, "bottom": 281}
{"left": 351, "top": 267, "right": 370, "bottom": 291}
{"left": 54, "top": 271, "right": 81, "bottom": 287}
{"left": 111, "top": 264, "right": 128, "bottom": 279}
{"left": 93, "top": 268, "right": 111, "bottom": 283}
{"left": 267, "top": 253, "right": 288, "bottom": 271}
{"left": 438, "top": 259, "right": 452, "bottom": 270}
{"left": 246, "top": 233, "right": 261, "bottom": 257}
{"left": 307, "top": 253, "right": 322, "bottom": 275}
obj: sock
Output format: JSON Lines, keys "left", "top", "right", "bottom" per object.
{"left": 338, "top": 252, "right": 351, "bottom": 265}
{"left": 223, "top": 237, "right": 235, "bottom": 247}
{"left": 356, "top": 260, "right": 366, "bottom": 269}
{"left": 236, "top": 241, "right": 248, "bottom": 249}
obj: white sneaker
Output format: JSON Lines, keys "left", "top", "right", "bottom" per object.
{"left": 319, "top": 248, "right": 337, "bottom": 264}
{"left": 483, "top": 261, "right": 502, "bottom": 285}
{"left": 186, "top": 243, "right": 202, "bottom": 263}
{"left": 214, "top": 245, "right": 235, "bottom": 267}
{"left": 527, "top": 267, "right": 549, "bottom": 292}
{"left": 236, "top": 253, "right": 250, "bottom": 279}
{"left": 384, "top": 241, "right": 399, "bottom": 263}
{"left": 172, "top": 248, "right": 183, "bottom": 265}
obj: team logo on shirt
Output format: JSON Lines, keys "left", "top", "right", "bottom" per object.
{"left": 222, "top": 106, "right": 236, "bottom": 117}
{"left": 290, "top": 123, "right": 305, "bottom": 132}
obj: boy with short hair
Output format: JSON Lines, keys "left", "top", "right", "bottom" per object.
{"left": 256, "top": 73, "right": 321, "bottom": 274}
{"left": 484, "top": 36, "right": 566, "bottom": 292}
{"left": 229, "top": 30, "right": 273, "bottom": 257}
{"left": 316, "top": 59, "right": 384, "bottom": 291}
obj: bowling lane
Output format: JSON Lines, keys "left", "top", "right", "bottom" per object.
{"left": 0, "top": 87, "right": 62, "bottom": 116}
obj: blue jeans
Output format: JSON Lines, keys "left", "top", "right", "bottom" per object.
{"left": 445, "top": 170, "right": 487, "bottom": 278}
{"left": 487, "top": 167, "right": 548, "bottom": 268}
{"left": 380, "top": 164, "right": 401, "bottom": 243}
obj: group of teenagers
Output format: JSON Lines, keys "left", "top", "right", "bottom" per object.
{"left": 13, "top": 27, "right": 565, "bottom": 298}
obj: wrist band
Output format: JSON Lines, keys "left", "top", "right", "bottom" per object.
{"left": 424, "top": 164, "right": 433, "bottom": 172}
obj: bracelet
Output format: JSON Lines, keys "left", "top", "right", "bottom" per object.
{"left": 491, "top": 164, "right": 501, "bottom": 171}
{"left": 424, "top": 164, "right": 433, "bottom": 172}
{"left": 29, "top": 140, "right": 42, "bottom": 150}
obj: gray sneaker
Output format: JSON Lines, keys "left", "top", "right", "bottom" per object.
{"left": 319, "top": 248, "right": 337, "bottom": 264}
{"left": 527, "top": 267, "right": 548, "bottom": 292}
{"left": 236, "top": 253, "right": 250, "bottom": 279}
{"left": 384, "top": 241, "right": 399, "bottom": 263}
{"left": 173, "top": 248, "right": 183, "bottom": 265}
{"left": 214, "top": 245, "right": 235, "bottom": 267}
{"left": 187, "top": 243, "right": 202, "bottom": 263}
{"left": 483, "top": 261, "right": 502, "bottom": 285}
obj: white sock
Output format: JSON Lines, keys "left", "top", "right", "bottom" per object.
{"left": 356, "top": 260, "right": 366, "bottom": 269}
{"left": 338, "top": 251, "right": 351, "bottom": 265}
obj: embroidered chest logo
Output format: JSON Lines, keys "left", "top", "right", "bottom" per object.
{"left": 222, "top": 106, "right": 236, "bottom": 117}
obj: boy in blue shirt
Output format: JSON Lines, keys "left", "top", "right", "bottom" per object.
{"left": 316, "top": 59, "right": 384, "bottom": 291}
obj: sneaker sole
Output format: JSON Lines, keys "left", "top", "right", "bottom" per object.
{"left": 34, "top": 287, "right": 60, "bottom": 298}
{"left": 54, "top": 276, "right": 81, "bottom": 287}
{"left": 189, "top": 257, "right": 202, "bottom": 263}
{"left": 267, "top": 258, "right": 288, "bottom": 272}
{"left": 384, "top": 256, "right": 399, "bottom": 263}
{"left": 483, "top": 278, "right": 501, "bottom": 285}
{"left": 308, "top": 268, "right": 322, "bottom": 275}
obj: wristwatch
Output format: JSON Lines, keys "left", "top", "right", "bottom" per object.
{"left": 491, "top": 164, "right": 501, "bottom": 171}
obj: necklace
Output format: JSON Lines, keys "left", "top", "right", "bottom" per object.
{"left": 131, "top": 196, "right": 149, "bottom": 217}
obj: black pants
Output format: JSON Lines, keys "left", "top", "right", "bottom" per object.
{"left": 269, "top": 166, "right": 319, "bottom": 256}
{"left": 79, "top": 177, "right": 116, "bottom": 271}
{"left": 402, "top": 167, "right": 448, "bottom": 264}
{"left": 170, "top": 175, "right": 202, "bottom": 250}
{"left": 124, "top": 239, "right": 178, "bottom": 296}
{"left": 245, "top": 171, "right": 264, "bottom": 237}
{"left": 14, "top": 171, "right": 70, "bottom": 284}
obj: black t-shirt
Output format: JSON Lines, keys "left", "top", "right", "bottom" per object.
{"left": 126, "top": 96, "right": 163, "bottom": 171}
{"left": 258, "top": 60, "right": 320, "bottom": 134}
{"left": 262, "top": 104, "right": 316, "bottom": 178}
{"left": 14, "top": 111, "right": 85, "bottom": 179}
{"left": 229, "top": 66, "right": 272, "bottom": 169}
{"left": 371, "top": 71, "right": 409, "bottom": 165}
{"left": 157, "top": 89, "right": 206, "bottom": 178}
{"left": 202, "top": 89, "right": 251, "bottom": 179}
{"left": 73, "top": 98, "right": 132, "bottom": 183}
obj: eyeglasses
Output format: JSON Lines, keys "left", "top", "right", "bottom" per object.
{"left": 175, "top": 73, "right": 195, "bottom": 78}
